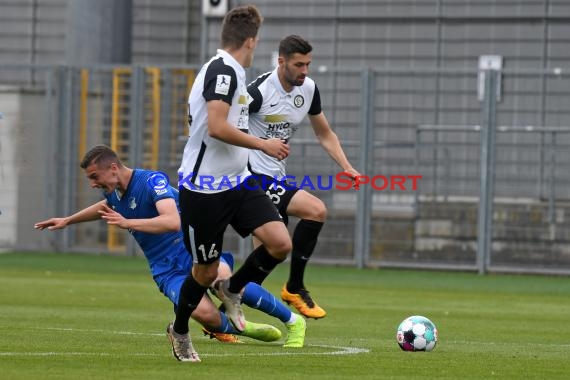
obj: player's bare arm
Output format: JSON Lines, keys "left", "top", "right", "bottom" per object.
{"left": 309, "top": 112, "right": 360, "bottom": 177}
{"left": 98, "top": 199, "right": 180, "bottom": 234}
{"left": 207, "top": 100, "right": 289, "bottom": 159}
{"left": 34, "top": 200, "right": 107, "bottom": 230}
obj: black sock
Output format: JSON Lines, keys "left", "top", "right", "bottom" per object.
{"left": 229, "top": 245, "right": 284, "bottom": 292}
{"left": 173, "top": 273, "right": 208, "bottom": 334}
{"left": 287, "top": 219, "right": 324, "bottom": 292}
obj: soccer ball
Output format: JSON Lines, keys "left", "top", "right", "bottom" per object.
{"left": 396, "top": 315, "right": 438, "bottom": 351}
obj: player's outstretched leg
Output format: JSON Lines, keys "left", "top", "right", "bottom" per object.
{"left": 242, "top": 321, "right": 282, "bottom": 342}
{"left": 203, "top": 321, "right": 281, "bottom": 343}
{"left": 242, "top": 282, "right": 294, "bottom": 323}
{"left": 166, "top": 322, "right": 201, "bottom": 362}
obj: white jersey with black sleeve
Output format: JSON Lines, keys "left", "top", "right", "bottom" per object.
{"left": 247, "top": 68, "right": 322, "bottom": 178}
{"left": 178, "top": 49, "right": 252, "bottom": 193}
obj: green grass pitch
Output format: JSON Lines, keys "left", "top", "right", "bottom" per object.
{"left": 1, "top": 252, "right": 569, "bottom": 379}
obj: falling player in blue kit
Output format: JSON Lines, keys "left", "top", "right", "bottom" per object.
{"left": 35, "top": 145, "right": 306, "bottom": 362}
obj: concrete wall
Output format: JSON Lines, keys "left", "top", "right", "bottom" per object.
{"left": 0, "top": 88, "right": 20, "bottom": 248}
{"left": 14, "top": 91, "right": 53, "bottom": 250}
{"left": 0, "top": 88, "right": 52, "bottom": 250}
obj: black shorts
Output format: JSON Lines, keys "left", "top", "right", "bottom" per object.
{"left": 253, "top": 173, "right": 300, "bottom": 225}
{"left": 179, "top": 177, "right": 283, "bottom": 264}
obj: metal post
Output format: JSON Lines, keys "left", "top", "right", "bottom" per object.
{"left": 443, "top": 146, "right": 450, "bottom": 201}
{"left": 413, "top": 128, "right": 421, "bottom": 237}
{"left": 432, "top": 132, "right": 438, "bottom": 196}
{"left": 548, "top": 132, "right": 556, "bottom": 225}
{"left": 43, "top": 67, "right": 58, "bottom": 250}
{"left": 539, "top": 131, "right": 545, "bottom": 198}
{"left": 539, "top": 1, "right": 551, "bottom": 200}
{"left": 129, "top": 67, "right": 145, "bottom": 169}
{"left": 54, "top": 67, "right": 66, "bottom": 251}
{"left": 67, "top": 68, "right": 80, "bottom": 249}
{"left": 159, "top": 69, "right": 172, "bottom": 172}
{"left": 57, "top": 67, "right": 77, "bottom": 251}
{"left": 354, "top": 69, "right": 374, "bottom": 268}
{"left": 126, "top": 66, "right": 145, "bottom": 256}
{"left": 476, "top": 69, "right": 498, "bottom": 274}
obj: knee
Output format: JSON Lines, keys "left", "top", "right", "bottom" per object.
{"left": 267, "top": 237, "right": 292, "bottom": 259}
{"left": 193, "top": 265, "right": 219, "bottom": 287}
{"left": 307, "top": 199, "right": 327, "bottom": 221}
{"left": 314, "top": 201, "right": 327, "bottom": 221}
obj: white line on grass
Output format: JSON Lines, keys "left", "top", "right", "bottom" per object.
{"left": 1, "top": 327, "right": 370, "bottom": 357}
{"left": 0, "top": 345, "right": 369, "bottom": 358}
{"left": 39, "top": 327, "right": 164, "bottom": 336}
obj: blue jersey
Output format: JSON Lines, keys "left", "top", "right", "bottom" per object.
{"left": 102, "top": 169, "right": 234, "bottom": 306}
{"left": 103, "top": 169, "right": 184, "bottom": 268}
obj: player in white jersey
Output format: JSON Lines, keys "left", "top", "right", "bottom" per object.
{"left": 174, "top": 5, "right": 295, "bottom": 362}
{"left": 247, "top": 35, "right": 361, "bottom": 319}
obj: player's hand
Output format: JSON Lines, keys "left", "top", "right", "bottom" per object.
{"left": 344, "top": 167, "right": 361, "bottom": 179}
{"left": 34, "top": 218, "right": 68, "bottom": 231}
{"left": 98, "top": 204, "right": 130, "bottom": 229}
{"left": 261, "top": 138, "right": 289, "bottom": 161}
{"left": 340, "top": 167, "right": 363, "bottom": 190}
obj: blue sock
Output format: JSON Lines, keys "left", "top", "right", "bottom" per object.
{"left": 242, "top": 282, "right": 292, "bottom": 323}
{"left": 215, "top": 311, "right": 239, "bottom": 334}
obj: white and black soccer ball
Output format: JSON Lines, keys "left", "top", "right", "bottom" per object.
{"left": 396, "top": 315, "right": 438, "bottom": 352}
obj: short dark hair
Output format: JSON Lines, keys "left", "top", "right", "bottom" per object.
{"left": 278, "top": 35, "right": 312, "bottom": 59}
{"left": 221, "top": 5, "right": 263, "bottom": 50}
{"left": 80, "top": 145, "right": 121, "bottom": 169}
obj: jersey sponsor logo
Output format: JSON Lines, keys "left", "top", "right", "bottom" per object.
{"left": 266, "top": 122, "right": 293, "bottom": 140}
{"left": 236, "top": 93, "right": 251, "bottom": 129}
{"left": 263, "top": 115, "right": 295, "bottom": 141}
{"left": 269, "top": 101, "right": 279, "bottom": 107}
{"left": 294, "top": 95, "right": 304, "bottom": 108}
{"left": 237, "top": 113, "right": 249, "bottom": 129}
{"left": 128, "top": 197, "right": 137, "bottom": 210}
{"left": 215, "top": 74, "right": 231, "bottom": 95}
{"left": 238, "top": 94, "right": 248, "bottom": 105}
{"left": 263, "top": 115, "right": 286, "bottom": 123}
{"left": 147, "top": 171, "right": 170, "bottom": 196}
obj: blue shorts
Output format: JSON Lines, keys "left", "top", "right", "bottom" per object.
{"left": 153, "top": 247, "right": 234, "bottom": 307}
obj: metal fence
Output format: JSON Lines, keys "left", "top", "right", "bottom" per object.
{"left": 1, "top": 63, "right": 570, "bottom": 275}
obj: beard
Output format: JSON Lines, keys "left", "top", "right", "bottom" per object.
{"left": 292, "top": 77, "right": 305, "bottom": 86}
{"left": 285, "top": 71, "right": 305, "bottom": 87}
